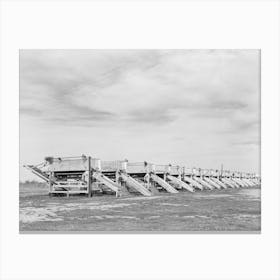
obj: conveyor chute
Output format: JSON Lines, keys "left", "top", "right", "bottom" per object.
{"left": 183, "top": 176, "right": 204, "bottom": 190}
{"left": 150, "top": 174, "right": 178, "bottom": 193}
{"left": 250, "top": 179, "right": 258, "bottom": 186}
{"left": 227, "top": 178, "right": 241, "bottom": 188}
{"left": 166, "top": 175, "right": 194, "bottom": 192}
{"left": 232, "top": 178, "right": 245, "bottom": 187}
{"left": 92, "top": 172, "right": 119, "bottom": 193}
{"left": 242, "top": 178, "right": 255, "bottom": 187}
{"left": 211, "top": 178, "right": 227, "bottom": 189}
{"left": 202, "top": 177, "right": 220, "bottom": 190}
{"left": 24, "top": 165, "right": 51, "bottom": 183}
{"left": 120, "top": 173, "right": 152, "bottom": 196}
{"left": 220, "top": 178, "right": 236, "bottom": 188}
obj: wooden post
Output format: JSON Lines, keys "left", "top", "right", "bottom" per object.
{"left": 88, "top": 156, "right": 92, "bottom": 197}
{"left": 177, "top": 166, "right": 181, "bottom": 180}
{"left": 182, "top": 167, "right": 185, "bottom": 178}
{"left": 48, "top": 172, "right": 53, "bottom": 196}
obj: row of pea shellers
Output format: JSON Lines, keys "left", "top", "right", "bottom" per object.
{"left": 120, "top": 161, "right": 260, "bottom": 193}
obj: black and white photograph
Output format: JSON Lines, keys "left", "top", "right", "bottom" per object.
{"left": 1, "top": 1, "right": 280, "bottom": 280}
{"left": 19, "top": 49, "right": 261, "bottom": 232}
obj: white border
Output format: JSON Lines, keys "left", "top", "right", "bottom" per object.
{"left": 1, "top": 1, "right": 279, "bottom": 279}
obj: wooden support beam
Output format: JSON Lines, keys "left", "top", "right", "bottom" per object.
{"left": 88, "top": 156, "right": 92, "bottom": 197}
{"left": 49, "top": 172, "right": 53, "bottom": 195}
{"left": 182, "top": 167, "right": 185, "bottom": 178}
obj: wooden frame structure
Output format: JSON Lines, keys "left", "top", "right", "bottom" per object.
{"left": 24, "top": 155, "right": 261, "bottom": 197}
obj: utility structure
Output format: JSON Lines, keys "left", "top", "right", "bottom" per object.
{"left": 24, "top": 155, "right": 261, "bottom": 197}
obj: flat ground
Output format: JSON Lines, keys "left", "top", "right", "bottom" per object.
{"left": 19, "top": 183, "right": 261, "bottom": 232}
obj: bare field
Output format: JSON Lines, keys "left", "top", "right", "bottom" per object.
{"left": 19, "top": 183, "right": 261, "bottom": 232}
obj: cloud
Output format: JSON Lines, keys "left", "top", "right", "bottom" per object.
{"left": 20, "top": 50, "right": 166, "bottom": 125}
{"left": 20, "top": 50, "right": 260, "bottom": 130}
{"left": 126, "top": 108, "right": 178, "bottom": 125}
{"left": 232, "top": 140, "right": 260, "bottom": 146}
{"left": 232, "top": 118, "right": 260, "bottom": 132}
{"left": 207, "top": 100, "right": 248, "bottom": 110}
{"left": 20, "top": 106, "right": 42, "bottom": 116}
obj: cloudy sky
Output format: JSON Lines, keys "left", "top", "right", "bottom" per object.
{"left": 20, "top": 49, "right": 260, "bottom": 181}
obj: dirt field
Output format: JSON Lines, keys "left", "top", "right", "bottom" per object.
{"left": 19, "top": 182, "right": 261, "bottom": 232}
